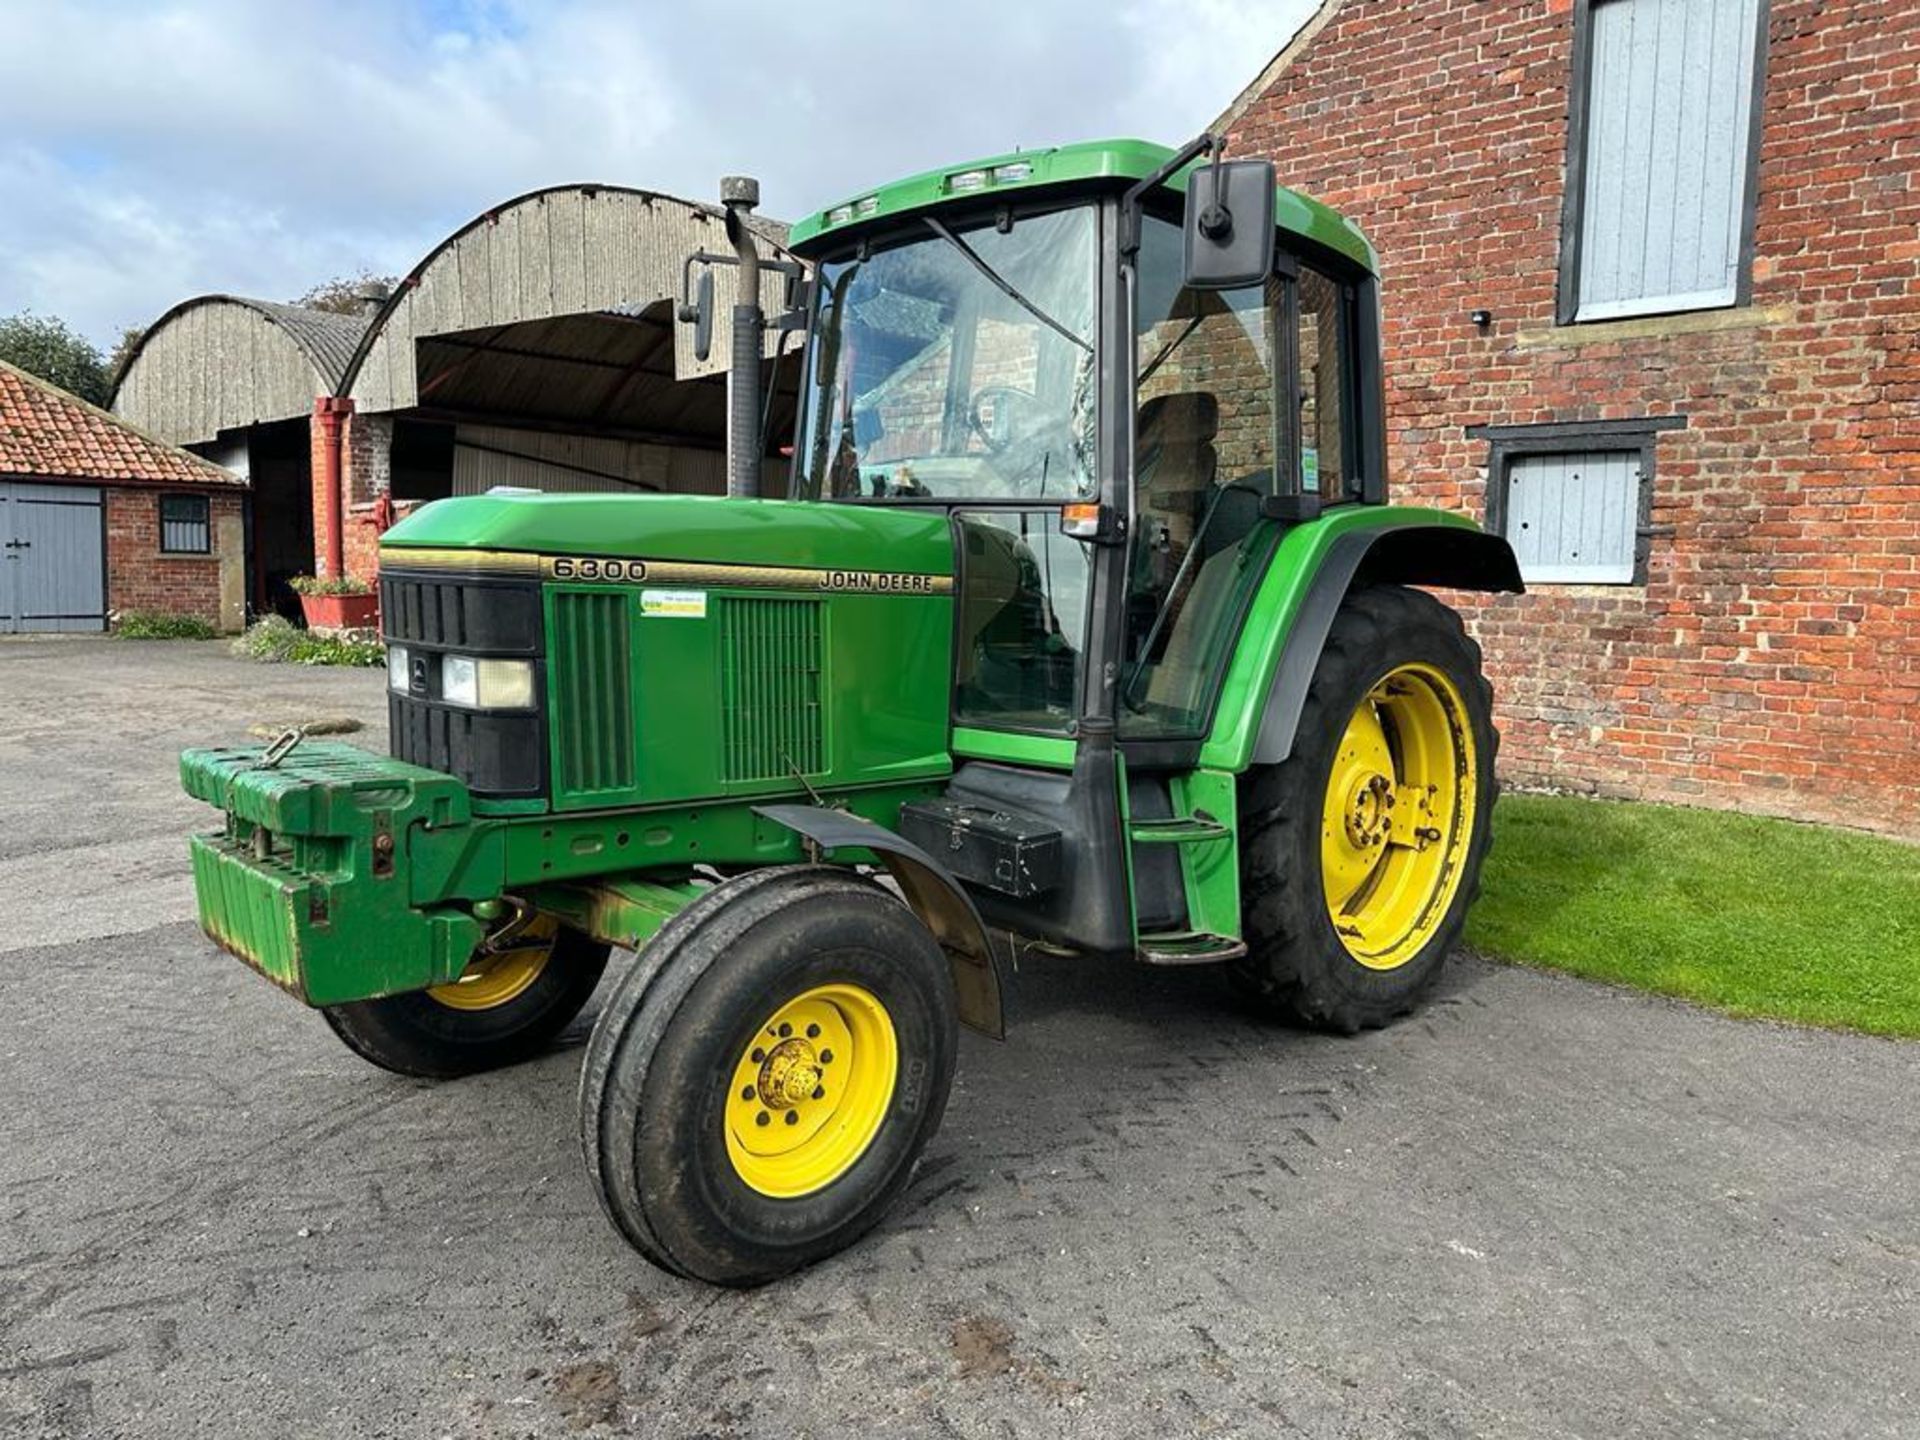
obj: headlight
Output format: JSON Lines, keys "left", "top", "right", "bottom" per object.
{"left": 387, "top": 644, "right": 410, "bottom": 693}
{"left": 439, "top": 655, "right": 535, "bottom": 710}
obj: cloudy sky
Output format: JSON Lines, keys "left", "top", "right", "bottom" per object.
{"left": 0, "top": 0, "right": 1310, "bottom": 349}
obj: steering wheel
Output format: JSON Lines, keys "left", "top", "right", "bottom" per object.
{"left": 967, "top": 386, "right": 1039, "bottom": 454}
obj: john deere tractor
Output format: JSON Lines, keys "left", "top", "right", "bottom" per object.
{"left": 182, "top": 137, "right": 1520, "bottom": 1285}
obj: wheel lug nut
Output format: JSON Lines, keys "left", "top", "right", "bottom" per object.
{"left": 819, "top": 1049, "right": 833, "bottom": 1064}
{"left": 784, "top": 1111, "right": 799, "bottom": 1126}
{"left": 812, "top": 1086, "right": 825, "bottom": 1100}
{"left": 751, "top": 1048, "right": 765, "bottom": 1063}
{"left": 740, "top": 1085, "right": 754, "bottom": 1101}
{"left": 756, "top": 1111, "right": 770, "bottom": 1127}
{"left": 806, "top": 1023, "right": 820, "bottom": 1038}
{"left": 778, "top": 1023, "right": 792, "bottom": 1038}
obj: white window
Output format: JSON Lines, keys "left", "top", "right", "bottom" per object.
{"left": 1561, "top": 0, "right": 1769, "bottom": 323}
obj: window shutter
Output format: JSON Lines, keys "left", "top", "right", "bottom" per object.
{"left": 1504, "top": 450, "right": 1641, "bottom": 584}
{"left": 1576, "top": 0, "right": 1765, "bottom": 321}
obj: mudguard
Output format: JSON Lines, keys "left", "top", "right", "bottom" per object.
{"left": 752, "top": 804, "right": 1006, "bottom": 1039}
{"left": 1252, "top": 523, "right": 1522, "bottom": 766}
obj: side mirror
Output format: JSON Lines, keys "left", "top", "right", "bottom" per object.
{"left": 1182, "top": 160, "right": 1277, "bottom": 290}
{"left": 679, "top": 262, "right": 716, "bottom": 362}
{"left": 689, "top": 268, "right": 714, "bottom": 362}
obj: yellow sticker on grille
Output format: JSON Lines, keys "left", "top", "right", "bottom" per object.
{"left": 640, "top": 589, "right": 708, "bottom": 618}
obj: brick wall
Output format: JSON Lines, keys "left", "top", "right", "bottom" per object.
{"left": 1229, "top": 0, "right": 1920, "bottom": 836}
{"left": 306, "top": 406, "right": 417, "bottom": 585}
{"left": 105, "top": 487, "right": 246, "bottom": 631}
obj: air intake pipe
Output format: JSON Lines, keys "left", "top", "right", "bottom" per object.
{"left": 722, "top": 175, "right": 764, "bottom": 499}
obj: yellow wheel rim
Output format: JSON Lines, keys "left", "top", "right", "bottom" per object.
{"left": 1320, "top": 663, "right": 1478, "bottom": 972}
{"left": 724, "top": 983, "right": 899, "bottom": 1199}
{"left": 427, "top": 915, "right": 557, "bottom": 1011}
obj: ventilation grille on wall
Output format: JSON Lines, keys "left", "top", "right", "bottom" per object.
{"left": 549, "top": 590, "right": 635, "bottom": 798}
{"left": 720, "top": 597, "right": 825, "bottom": 782}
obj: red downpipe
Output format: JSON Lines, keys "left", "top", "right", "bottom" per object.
{"left": 314, "top": 395, "right": 353, "bottom": 577}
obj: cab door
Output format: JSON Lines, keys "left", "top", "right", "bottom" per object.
{"left": 1120, "top": 217, "right": 1292, "bottom": 743}
{"left": 1119, "top": 215, "right": 1369, "bottom": 747}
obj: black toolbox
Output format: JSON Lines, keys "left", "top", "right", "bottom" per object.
{"left": 898, "top": 798, "right": 1063, "bottom": 899}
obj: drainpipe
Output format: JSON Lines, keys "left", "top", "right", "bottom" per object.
{"left": 314, "top": 395, "right": 354, "bottom": 577}
{"left": 721, "top": 175, "right": 764, "bottom": 499}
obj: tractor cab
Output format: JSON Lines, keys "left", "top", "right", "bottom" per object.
{"left": 785, "top": 141, "right": 1383, "bottom": 750}
{"left": 766, "top": 138, "right": 1488, "bottom": 961}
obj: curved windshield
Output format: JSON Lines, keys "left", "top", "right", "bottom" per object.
{"left": 795, "top": 205, "right": 1097, "bottom": 502}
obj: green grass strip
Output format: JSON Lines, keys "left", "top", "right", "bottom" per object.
{"left": 1468, "top": 793, "right": 1920, "bottom": 1038}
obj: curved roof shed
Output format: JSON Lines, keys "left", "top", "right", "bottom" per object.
{"left": 111, "top": 296, "right": 370, "bottom": 447}
{"left": 341, "top": 185, "right": 792, "bottom": 423}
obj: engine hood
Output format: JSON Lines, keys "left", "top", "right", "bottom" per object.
{"left": 379, "top": 492, "right": 955, "bottom": 578}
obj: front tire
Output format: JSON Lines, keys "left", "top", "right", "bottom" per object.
{"left": 322, "top": 917, "right": 610, "bottom": 1079}
{"left": 1232, "top": 585, "right": 1497, "bottom": 1032}
{"left": 579, "top": 867, "right": 959, "bottom": 1286}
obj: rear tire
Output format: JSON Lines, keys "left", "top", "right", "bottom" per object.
{"left": 579, "top": 867, "right": 959, "bottom": 1286}
{"left": 1231, "top": 585, "right": 1497, "bottom": 1033}
{"left": 322, "top": 921, "right": 610, "bottom": 1079}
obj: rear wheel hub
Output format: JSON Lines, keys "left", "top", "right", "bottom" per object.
{"left": 1319, "top": 663, "right": 1478, "bottom": 972}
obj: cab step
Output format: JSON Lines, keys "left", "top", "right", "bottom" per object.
{"left": 1137, "top": 930, "right": 1248, "bottom": 966}
{"left": 1128, "top": 816, "right": 1231, "bottom": 846}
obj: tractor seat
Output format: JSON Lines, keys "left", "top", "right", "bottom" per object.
{"left": 1137, "top": 391, "right": 1219, "bottom": 507}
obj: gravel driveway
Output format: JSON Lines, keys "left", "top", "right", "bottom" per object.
{"left": 2, "top": 637, "right": 1915, "bottom": 1439}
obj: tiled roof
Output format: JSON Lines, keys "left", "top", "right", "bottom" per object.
{"left": 0, "top": 357, "right": 245, "bottom": 489}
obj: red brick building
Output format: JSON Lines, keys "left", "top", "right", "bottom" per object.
{"left": 1, "top": 358, "right": 247, "bottom": 632}
{"left": 1225, "top": 0, "right": 1919, "bottom": 836}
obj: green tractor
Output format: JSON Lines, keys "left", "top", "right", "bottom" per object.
{"left": 182, "top": 137, "right": 1520, "bottom": 1285}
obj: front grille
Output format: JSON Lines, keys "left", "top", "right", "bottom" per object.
{"left": 381, "top": 573, "right": 541, "bottom": 652}
{"left": 719, "top": 597, "right": 825, "bottom": 782}
{"left": 549, "top": 590, "right": 635, "bottom": 801}
{"left": 386, "top": 695, "right": 543, "bottom": 798}
{"left": 380, "top": 568, "right": 546, "bottom": 799}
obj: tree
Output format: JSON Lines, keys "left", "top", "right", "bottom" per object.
{"left": 107, "top": 325, "right": 146, "bottom": 381}
{"left": 0, "top": 313, "right": 112, "bottom": 406}
{"left": 292, "top": 271, "right": 400, "bottom": 317}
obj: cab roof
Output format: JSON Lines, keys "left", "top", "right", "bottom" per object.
{"left": 786, "top": 137, "right": 1376, "bottom": 273}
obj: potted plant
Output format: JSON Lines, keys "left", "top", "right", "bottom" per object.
{"left": 290, "top": 574, "right": 378, "bottom": 631}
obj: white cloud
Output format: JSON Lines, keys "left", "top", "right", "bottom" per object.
{"left": 0, "top": 0, "right": 1316, "bottom": 347}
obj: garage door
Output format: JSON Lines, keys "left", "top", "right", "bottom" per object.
{"left": 0, "top": 481, "right": 106, "bottom": 633}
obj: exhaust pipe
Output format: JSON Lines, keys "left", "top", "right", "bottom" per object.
{"left": 721, "top": 175, "right": 764, "bottom": 499}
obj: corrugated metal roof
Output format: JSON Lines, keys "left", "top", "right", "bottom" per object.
{"left": 409, "top": 306, "right": 798, "bottom": 445}
{"left": 112, "top": 183, "right": 801, "bottom": 448}
{"left": 110, "top": 295, "right": 373, "bottom": 445}
{"left": 343, "top": 184, "right": 797, "bottom": 412}
{"left": 0, "top": 357, "right": 246, "bottom": 488}
{"left": 227, "top": 299, "right": 371, "bottom": 389}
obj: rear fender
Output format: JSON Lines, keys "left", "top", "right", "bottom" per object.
{"left": 1252, "top": 524, "right": 1521, "bottom": 765}
{"left": 752, "top": 804, "right": 1006, "bottom": 1039}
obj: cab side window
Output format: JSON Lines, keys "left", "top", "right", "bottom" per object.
{"left": 952, "top": 508, "right": 1088, "bottom": 732}
{"left": 1296, "top": 264, "right": 1357, "bottom": 500}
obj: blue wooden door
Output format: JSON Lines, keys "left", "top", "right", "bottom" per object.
{"left": 1, "top": 481, "right": 107, "bottom": 632}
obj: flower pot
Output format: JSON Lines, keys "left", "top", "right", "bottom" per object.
{"left": 298, "top": 592, "right": 379, "bottom": 631}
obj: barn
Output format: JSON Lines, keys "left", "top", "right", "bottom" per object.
{"left": 111, "top": 184, "right": 794, "bottom": 604}
{"left": 1, "top": 357, "right": 247, "bottom": 632}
